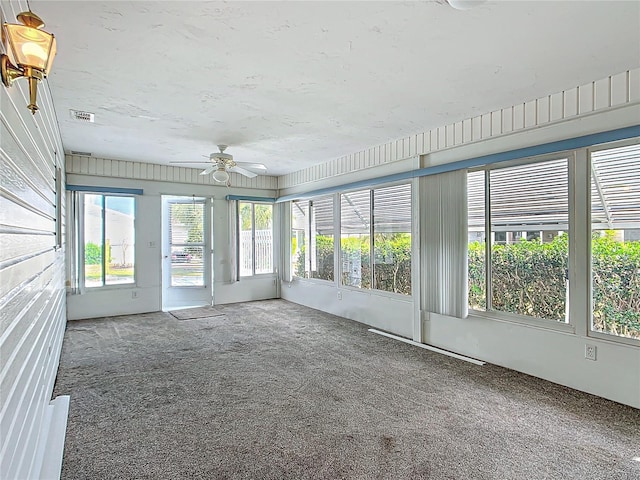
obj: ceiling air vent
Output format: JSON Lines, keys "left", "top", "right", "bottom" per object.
{"left": 70, "top": 151, "right": 92, "bottom": 156}
{"left": 70, "top": 109, "right": 95, "bottom": 122}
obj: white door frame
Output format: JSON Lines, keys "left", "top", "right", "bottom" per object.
{"left": 161, "top": 195, "right": 213, "bottom": 310}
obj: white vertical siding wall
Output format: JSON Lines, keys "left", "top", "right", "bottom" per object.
{"left": 279, "top": 69, "right": 640, "bottom": 189}
{"left": 0, "top": 1, "right": 67, "bottom": 478}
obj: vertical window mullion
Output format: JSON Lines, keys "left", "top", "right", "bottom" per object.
{"left": 484, "top": 171, "right": 492, "bottom": 311}
{"left": 101, "top": 195, "right": 106, "bottom": 285}
{"left": 369, "top": 189, "right": 375, "bottom": 290}
{"left": 236, "top": 201, "right": 241, "bottom": 280}
{"left": 334, "top": 193, "right": 341, "bottom": 287}
{"left": 251, "top": 203, "right": 256, "bottom": 275}
{"left": 77, "top": 192, "right": 84, "bottom": 291}
{"left": 308, "top": 201, "right": 313, "bottom": 276}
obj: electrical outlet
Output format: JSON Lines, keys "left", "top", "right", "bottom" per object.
{"left": 337, "top": 291, "right": 342, "bottom": 300}
{"left": 131, "top": 291, "right": 139, "bottom": 299}
{"left": 585, "top": 344, "right": 597, "bottom": 361}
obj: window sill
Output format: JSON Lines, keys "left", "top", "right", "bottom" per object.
{"left": 339, "top": 283, "right": 413, "bottom": 302}
{"left": 289, "top": 277, "right": 412, "bottom": 302}
{"left": 239, "top": 273, "right": 276, "bottom": 280}
{"left": 468, "top": 308, "right": 576, "bottom": 334}
{"left": 587, "top": 329, "right": 640, "bottom": 348}
{"left": 79, "top": 282, "right": 137, "bottom": 294}
{"left": 291, "top": 276, "right": 334, "bottom": 286}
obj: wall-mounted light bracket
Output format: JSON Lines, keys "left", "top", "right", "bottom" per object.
{"left": 1, "top": 10, "right": 56, "bottom": 114}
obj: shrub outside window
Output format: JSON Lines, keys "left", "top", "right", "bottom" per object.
{"left": 340, "top": 184, "right": 412, "bottom": 295}
{"left": 468, "top": 158, "right": 569, "bottom": 322}
{"left": 373, "top": 184, "right": 411, "bottom": 295}
{"left": 291, "top": 197, "right": 334, "bottom": 281}
{"left": 590, "top": 143, "right": 640, "bottom": 340}
{"left": 341, "top": 190, "right": 371, "bottom": 289}
{"left": 467, "top": 171, "right": 486, "bottom": 310}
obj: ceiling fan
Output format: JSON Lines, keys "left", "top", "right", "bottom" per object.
{"left": 169, "top": 145, "right": 267, "bottom": 183}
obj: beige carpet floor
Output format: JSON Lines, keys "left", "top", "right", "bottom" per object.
{"left": 53, "top": 299, "right": 640, "bottom": 479}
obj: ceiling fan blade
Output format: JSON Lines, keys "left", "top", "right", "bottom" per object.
{"left": 200, "top": 165, "right": 217, "bottom": 176}
{"left": 231, "top": 166, "right": 258, "bottom": 178}
{"left": 169, "top": 161, "right": 211, "bottom": 165}
{"left": 235, "top": 162, "right": 267, "bottom": 170}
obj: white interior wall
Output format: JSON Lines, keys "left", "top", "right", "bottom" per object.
{"left": 0, "top": 2, "right": 68, "bottom": 477}
{"left": 65, "top": 170, "right": 278, "bottom": 320}
{"left": 281, "top": 70, "right": 640, "bottom": 409}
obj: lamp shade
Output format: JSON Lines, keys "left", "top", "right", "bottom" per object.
{"left": 212, "top": 169, "right": 230, "bottom": 183}
{"left": 4, "top": 23, "right": 56, "bottom": 73}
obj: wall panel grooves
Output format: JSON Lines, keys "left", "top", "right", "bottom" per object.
{"left": 0, "top": 5, "right": 66, "bottom": 475}
{"left": 0, "top": 189, "right": 55, "bottom": 221}
{"left": 1, "top": 150, "right": 55, "bottom": 205}
{"left": 0, "top": 247, "right": 56, "bottom": 271}
{"left": 0, "top": 105, "right": 54, "bottom": 183}
{"left": 0, "top": 225, "right": 55, "bottom": 236}
{"left": 0, "top": 269, "right": 55, "bottom": 347}
{"left": 65, "top": 155, "right": 279, "bottom": 190}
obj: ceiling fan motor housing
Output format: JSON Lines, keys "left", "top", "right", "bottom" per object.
{"left": 210, "top": 152, "right": 233, "bottom": 162}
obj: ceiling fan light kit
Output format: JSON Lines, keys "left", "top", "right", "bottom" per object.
{"left": 1, "top": 10, "right": 57, "bottom": 114}
{"left": 212, "top": 168, "right": 230, "bottom": 183}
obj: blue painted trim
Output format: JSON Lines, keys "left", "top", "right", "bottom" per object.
{"left": 225, "top": 195, "right": 276, "bottom": 203}
{"left": 276, "top": 125, "right": 640, "bottom": 203}
{"left": 66, "top": 185, "right": 143, "bottom": 195}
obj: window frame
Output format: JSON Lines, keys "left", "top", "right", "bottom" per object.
{"left": 339, "top": 181, "right": 413, "bottom": 298}
{"left": 467, "top": 152, "right": 575, "bottom": 330}
{"left": 237, "top": 201, "right": 274, "bottom": 277}
{"left": 55, "top": 163, "right": 63, "bottom": 251}
{"left": 585, "top": 138, "right": 640, "bottom": 346}
{"left": 167, "top": 197, "right": 207, "bottom": 288}
{"left": 291, "top": 196, "right": 335, "bottom": 283}
{"left": 78, "top": 192, "right": 137, "bottom": 291}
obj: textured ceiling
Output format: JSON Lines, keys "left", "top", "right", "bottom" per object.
{"left": 29, "top": 1, "right": 640, "bottom": 176}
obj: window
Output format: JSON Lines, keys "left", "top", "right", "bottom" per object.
{"left": 340, "top": 184, "right": 412, "bottom": 295}
{"left": 55, "top": 166, "right": 63, "bottom": 250}
{"left": 291, "top": 200, "right": 309, "bottom": 278}
{"left": 83, "top": 194, "right": 135, "bottom": 288}
{"left": 373, "top": 184, "right": 412, "bottom": 295}
{"left": 239, "top": 202, "right": 273, "bottom": 276}
{"left": 467, "top": 171, "right": 486, "bottom": 310}
{"left": 468, "top": 158, "right": 569, "bottom": 322}
{"left": 590, "top": 143, "right": 640, "bottom": 340}
{"left": 291, "top": 196, "right": 334, "bottom": 281}
{"left": 341, "top": 190, "right": 371, "bottom": 288}
{"left": 168, "top": 199, "right": 205, "bottom": 287}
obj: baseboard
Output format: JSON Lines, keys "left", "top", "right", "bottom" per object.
{"left": 37, "top": 395, "right": 70, "bottom": 480}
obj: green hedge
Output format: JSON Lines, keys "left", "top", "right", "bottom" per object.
{"left": 294, "top": 235, "right": 335, "bottom": 280}
{"left": 294, "top": 233, "right": 639, "bottom": 339}
{"left": 591, "top": 235, "right": 640, "bottom": 338}
{"left": 294, "top": 234, "right": 411, "bottom": 294}
{"left": 469, "top": 235, "right": 640, "bottom": 339}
